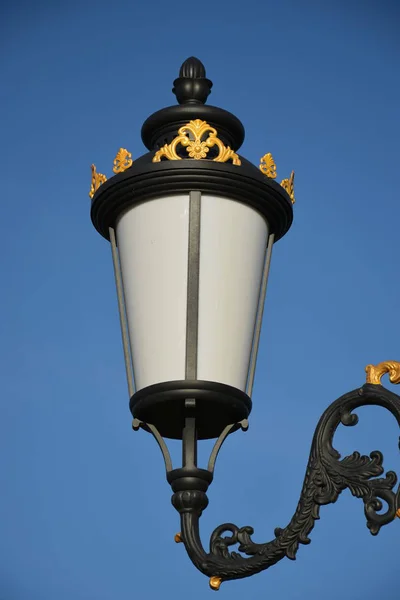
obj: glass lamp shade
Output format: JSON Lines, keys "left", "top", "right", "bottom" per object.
{"left": 116, "top": 192, "right": 269, "bottom": 397}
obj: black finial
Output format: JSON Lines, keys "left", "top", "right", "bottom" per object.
{"left": 179, "top": 57, "right": 206, "bottom": 79}
{"left": 141, "top": 58, "right": 244, "bottom": 151}
{"left": 173, "top": 57, "right": 213, "bottom": 105}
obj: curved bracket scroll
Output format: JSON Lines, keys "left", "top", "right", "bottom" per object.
{"left": 207, "top": 419, "right": 248, "bottom": 474}
{"left": 133, "top": 418, "right": 173, "bottom": 474}
{"left": 172, "top": 384, "right": 400, "bottom": 585}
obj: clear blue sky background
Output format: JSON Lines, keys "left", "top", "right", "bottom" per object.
{"left": 1, "top": 2, "right": 399, "bottom": 599}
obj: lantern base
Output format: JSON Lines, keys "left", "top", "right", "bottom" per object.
{"left": 129, "top": 380, "right": 252, "bottom": 440}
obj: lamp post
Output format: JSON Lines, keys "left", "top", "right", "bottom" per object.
{"left": 89, "top": 57, "right": 400, "bottom": 590}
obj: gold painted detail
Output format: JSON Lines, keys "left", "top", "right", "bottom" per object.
{"left": 152, "top": 119, "right": 241, "bottom": 165}
{"left": 89, "top": 147, "right": 134, "bottom": 198}
{"left": 259, "top": 153, "right": 277, "bottom": 178}
{"left": 209, "top": 577, "right": 222, "bottom": 591}
{"left": 281, "top": 170, "right": 295, "bottom": 204}
{"left": 174, "top": 532, "right": 183, "bottom": 543}
{"left": 113, "top": 148, "right": 133, "bottom": 173}
{"left": 396, "top": 508, "right": 400, "bottom": 518}
{"left": 365, "top": 361, "right": 400, "bottom": 385}
{"left": 89, "top": 164, "right": 107, "bottom": 199}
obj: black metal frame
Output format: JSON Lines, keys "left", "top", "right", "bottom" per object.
{"left": 133, "top": 383, "right": 400, "bottom": 586}
{"left": 130, "top": 380, "right": 252, "bottom": 440}
{"left": 90, "top": 58, "right": 399, "bottom": 588}
{"left": 90, "top": 57, "right": 293, "bottom": 244}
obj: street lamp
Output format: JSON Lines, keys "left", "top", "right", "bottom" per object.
{"left": 89, "top": 57, "right": 400, "bottom": 590}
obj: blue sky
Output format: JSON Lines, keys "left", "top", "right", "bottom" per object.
{"left": 1, "top": 2, "right": 400, "bottom": 599}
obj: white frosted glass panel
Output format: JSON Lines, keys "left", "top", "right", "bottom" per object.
{"left": 116, "top": 195, "right": 189, "bottom": 390}
{"left": 197, "top": 195, "right": 268, "bottom": 390}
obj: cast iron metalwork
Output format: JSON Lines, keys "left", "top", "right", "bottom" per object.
{"left": 129, "top": 380, "right": 252, "bottom": 440}
{"left": 133, "top": 376, "right": 400, "bottom": 588}
{"left": 90, "top": 57, "right": 294, "bottom": 242}
{"left": 142, "top": 57, "right": 244, "bottom": 151}
{"left": 89, "top": 58, "right": 399, "bottom": 589}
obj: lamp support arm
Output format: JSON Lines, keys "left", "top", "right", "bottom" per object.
{"left": 171, "top": 383, "right": 400, "bottom": 588}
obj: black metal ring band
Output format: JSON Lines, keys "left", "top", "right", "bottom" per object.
{"left": 130, "top": 379, "right": 252, "bottom": 440}
{"left": 91, "top": 156, "right": 293, "bottom": 243}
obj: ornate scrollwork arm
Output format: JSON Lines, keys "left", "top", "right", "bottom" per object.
{"left": 172, "top": 383, "right": 400, "bottom": 587}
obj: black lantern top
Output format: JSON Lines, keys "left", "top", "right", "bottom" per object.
{"left": 90, "top": 57, "right": 294, "bottom": 243}
{"left": 141, "top": 57, "right": 245, "bottom": 152}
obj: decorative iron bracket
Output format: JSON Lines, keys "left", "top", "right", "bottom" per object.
{"left": 133, "top": 364, "right": 400, "bottom": 590}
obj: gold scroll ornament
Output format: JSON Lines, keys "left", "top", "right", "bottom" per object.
{"left": 89, "top": 164, "right": 107, "bottom": 199}
{"left": 258, "top": 153, "right": 295, "bottom": 204}
{"left": 113, "top": 148, "right": 133, "bottom": 173}
{"left": 259, "top": 153, "right": 277, "bottom": 178}
{"left": 365, "top": 361, "right": 400, "bottom": 385}
{"left": 280, "top": 170, "right": 295, "bottom": 204}
{"left": 89, "top": 148, "right": 133, "bottom": 198}
{"left": 152, "top": 119, "right": 241, "bottom": 165}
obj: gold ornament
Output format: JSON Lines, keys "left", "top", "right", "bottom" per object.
{"left": 152, "top": 119, "right": 241, "bottom": 165}
{"left": 113, "top": 148, "right": 133, "bottom": 173}
{"left": 281, "top": 170, "right": 295, "bottom": 204}
{"left": 259, "top": 152, "right": 277, "bottom": 178}
{"left": 209, "top": 576, "right": 222, "bottom": 591}
{"left": 365, "top": 361, "right": 400, "bottom": 385}
{"left": 89, "top": 164, "right": 107, "bottom": 199}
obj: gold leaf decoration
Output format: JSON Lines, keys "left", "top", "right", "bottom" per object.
{"left": 259, "top": 153, "right": 277, "bottom": 178}
{"left": 280, "top": 170, "right": 295, "bottom": 204}
{"left": 365, "top": 361, "right": 400, "bottom": 385}
{"left": 113, "top": 148, "right": 133, "bottom": 173}
{"left": 89, "top": 164, "right": 107, "bottom": 199}
{"left": 152, "top": 119, "right": 241, "bottom": 166}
